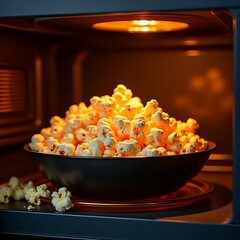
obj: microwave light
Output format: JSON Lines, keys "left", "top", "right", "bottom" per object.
{"left": 92, "top": 20, "right": 189, "bottom": 33}
{"left": 185, "top": 50, "right": 201, "bottom": 56}
{"left": 184, "top": 39, "right": 198, "bottom": 46}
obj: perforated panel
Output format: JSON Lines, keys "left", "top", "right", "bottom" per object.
{"left": 0, "top": 69, "right": 27, "bottom": 113}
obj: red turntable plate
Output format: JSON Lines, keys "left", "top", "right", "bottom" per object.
{"left": 40, "top": 178, "right": 214, "bottom": 213}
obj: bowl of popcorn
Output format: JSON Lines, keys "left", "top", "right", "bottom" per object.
{"left": 24, "top": 84, "right": 216, "bottom": 200}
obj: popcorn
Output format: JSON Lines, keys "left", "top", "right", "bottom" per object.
{"left": 78, "top": 102, "right": 88, "bottom": 114}
{"left": 112, "top": 91, "right": 128, "bottom": 109}
{"left": 113, "top": 115, "right": 131, "bottom": 140}
{"left": 119, "top": 100, "right": 143, "bottom": 121}
{"left": 51, "top": 187, "right": 74, "bottom": 212}
{"left": 151, "top": 110, "right": 170, "bottom": 131}
{"left": 50, "top": 116, "right": 65, "bottom": 127}
{"left": 166, "top": 132, "right": 181, "bottom": 153}
{"left": 25, "top": 188, "right": 41, "bottom": 205}
{"left": 103, "top": 136, "right": 117, "bottom": 157}
{"left": 142, "top": 99, "right": 160, "bottom": 119}
{"left": 62, "top": 133, "right": 76, "bottom": 145}
{"left": 29, "top": 134, "right": 45, "bottom": 152}
{"left": 97, "top": 117, "right": 114, "bottom": 129}
{"left": 40, "top": 127, "right": 51, "bottom": 139}
{"left": 75, "top": 142, "right": 89, "bottom": 156}
{"left": 115, "top": 139, "right": 141, "bottom": 157}
{"left": 130, "top": 113, "right": 149, "bottom": 139}
{"left": 50, "top": 125, "right": 64, "bottom": 139}
{"left": 141, "top": 145, "right": 159, "bottom": 157}
{"left": 27, "top": 205, "right": 36, "bottom": 211}
{"left": 25, "top": 183, "right": 50, "bottom": 206}
{"left": 0, "top": 187, "right": 11, "bottom": 203}
{"left": 29, "top": 84, "right": 208, "bottom": 157}
{"left": 145, "top": 127, "right": 164, "bottom": 148}
{"left": 179, "top": 143, "right": 196, "bottom": 154}
{"left": 83, "top": 111, "right": 99, "bottom": 126}
{"left": 98, "top": 124, "right": 115, "bottom": 144}
{"left": 39, "top": 146, "right": 49, "bottom": 153}
{"left": 57, "top": 142, "right": 75, "bottom": 156}
{"left": 0, "top": 177, "right": 34, "bottom": 203}
{"left": 88, "top": 138, "right": 104, "bottom": 156}
{"left": 113, "top": 84, "right": 133, "bottom": 101}
{"left": 76, "top": 128, "right": 88, "bottom": 142}
{"left": 65, "top": 104, "right": 79, "bottom": 115}
{"left": 9, "top": 176, "right": 25, "bottom": 201}
{"left": 46, "top": 136, "right": 59, "bottom": 154}
{"left": 186, "top": 118, "right": 200, "bottom": 133}
{"left": 65, "top": 113, "right": 77, "bottom": 127}
{"left": 90, "top": 95, "right": 116, "bottom": 118}
{"left": 85, "top": 125, "right": 98, "bottom": 142}
{"left": 36, "top": 184, "right": 51, "bottom": 198}
{"left": 196, "top": 138, "right": 209, "bottom": 151}
{"left": 0, "top": 177, "right": 73, "bottom": 212}
{"left": 157, "top": 147, "right": 168, "bottom": 156}
{"left": 70, "top": 114, "right": 85, "bottom": 129}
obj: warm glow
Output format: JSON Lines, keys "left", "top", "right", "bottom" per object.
{"left": 183, "top": 39, "right": 198, "bottom": 46}
{"left": 92, "top": 20, "right": 189, "bottom": 33}
{"left": 185, "top": 50, "right": 201, "bottom": 56}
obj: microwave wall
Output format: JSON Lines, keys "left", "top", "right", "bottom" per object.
{"left": 0, "top": 11, "right": 234, "bottom": 182}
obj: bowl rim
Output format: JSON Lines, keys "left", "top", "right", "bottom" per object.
{"left": 23, "top": 140, "right": 216, "bottom": 161}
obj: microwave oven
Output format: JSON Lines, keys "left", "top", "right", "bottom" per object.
{"left": 0, "top": 0, "right": 240, "bottom": 239}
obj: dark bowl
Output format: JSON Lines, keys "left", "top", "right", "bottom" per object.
{"left": 24, "top": 141, "right": 216, "bottom": 200}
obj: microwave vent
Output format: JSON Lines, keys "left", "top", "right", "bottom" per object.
{"left": 0, "top": 68, "right": 27, "bottom": 113}
{"left": 0, "top": 66, "right": 42, "bottom": 147}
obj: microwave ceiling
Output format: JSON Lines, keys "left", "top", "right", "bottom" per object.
{"left": 0, "top": 10, "right": 233, "bottom": 33}
{"left": 33, "top": 10, "right": 233, "bottom": 33}
{"left": 0, "top": 10, "right": 233, "bottom": 47}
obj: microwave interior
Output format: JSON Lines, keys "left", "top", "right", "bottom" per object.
{"left": 0, "top": 7, "right": 239, "bottom": 239}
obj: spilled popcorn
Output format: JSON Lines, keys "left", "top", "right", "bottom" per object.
{"left": 0, "top": 176, "right": 73, "bottom": 212}
{"left": 0, "top": 176, "right": 34, "bottom": 203}
{"left": 29, "top": 84, "right": 208, "bottom": 157}
{"left": 25, "top": 183, "right": 51, "bottom": 206}
{"left": 51, "top": 187, "right": 74, "bottom": 212}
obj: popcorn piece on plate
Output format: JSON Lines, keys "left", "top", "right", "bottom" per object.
{"left": 0, "top": 187, "right": 12, "bottom": 203}
{"left": 8, "top": 176, "right": 25, "bottom": 201}
{"left": 51, "top": 187, "right": 74, "bottom": 212}
{"left": 25, "top": 188, "right": 41, "bottom": 205}
{"left": 36, "top": 184, "right": 51, "bottom": 198}
{"left": 25, "top": 183, "right": 50, "bottom": 205}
